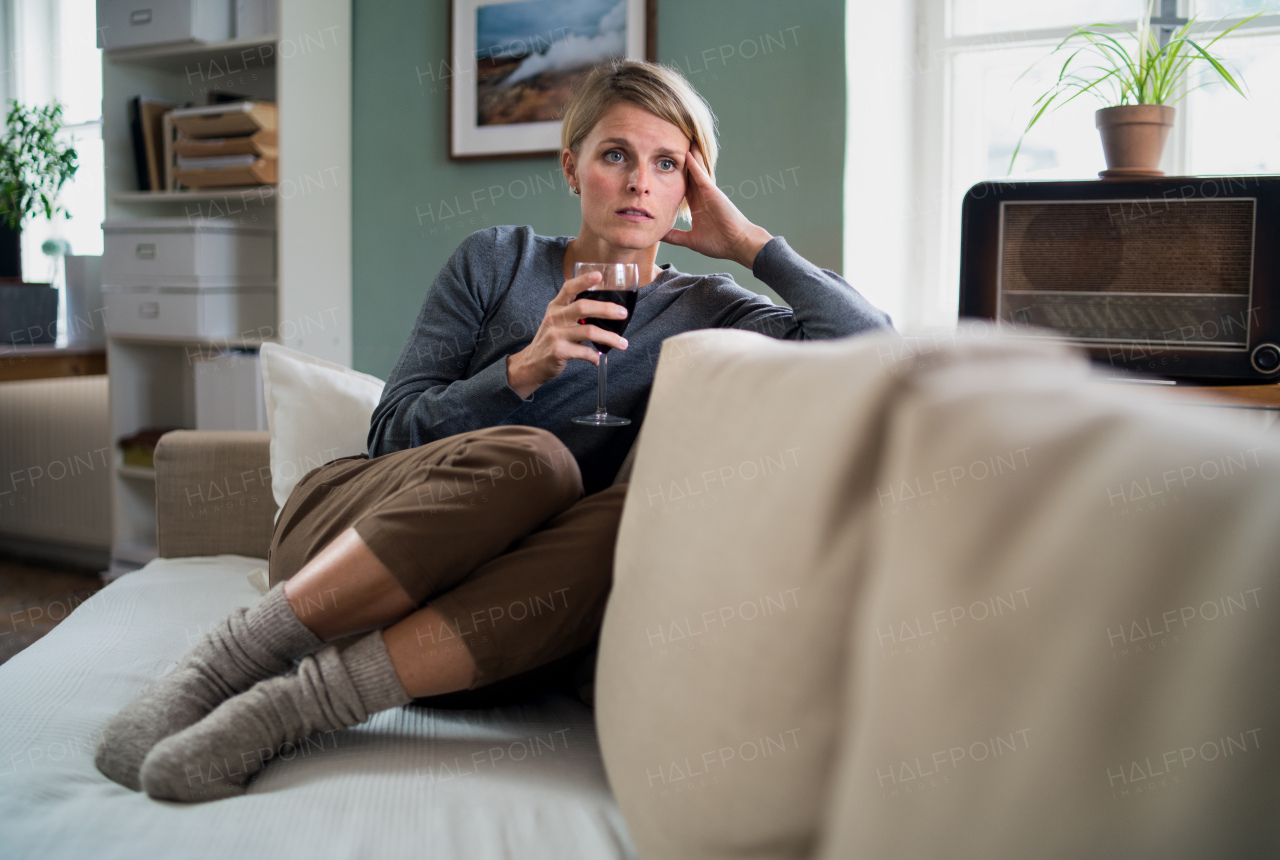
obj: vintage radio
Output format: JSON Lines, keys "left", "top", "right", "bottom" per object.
{"left": 959, "top": 176, "right": 1280, "bottom": 382}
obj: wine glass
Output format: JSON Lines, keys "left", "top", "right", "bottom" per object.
{"left": 571, "top": 262, "right": 640, "bottom": 427}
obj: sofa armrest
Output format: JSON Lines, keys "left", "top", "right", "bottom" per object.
{"left": 154, "top": 430, "right": 277, "bottom": 559}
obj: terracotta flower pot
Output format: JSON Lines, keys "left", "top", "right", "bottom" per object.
{"left": 1096, "top": 104, "right": 1175, "bottom": 179}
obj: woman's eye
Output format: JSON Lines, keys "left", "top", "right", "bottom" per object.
{"left": 659, "top": 159, "right": 676, "bottom": 171}
{"left": 605, "top": 151, "right": 624, "bottom": 163}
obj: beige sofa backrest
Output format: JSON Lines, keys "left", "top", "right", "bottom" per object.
{"left": 596, "top": 326, "right": 1280, "bottom": 860}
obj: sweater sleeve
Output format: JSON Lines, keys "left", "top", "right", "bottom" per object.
{"left": 366, "top": 231, "right": 531, "bottom": 458}
{"left": 717, "top": 236, "right": 893, "bottom": 340}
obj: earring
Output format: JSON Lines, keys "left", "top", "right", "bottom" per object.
{"left": 572, "top": 186, "right": 580, "bottom": 195}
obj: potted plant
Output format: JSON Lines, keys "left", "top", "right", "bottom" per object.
{"left": 0, "top": 100, "right": 79, "bottom": 280}
{"left": 1009, "top": 1, "right": 1264, "bottom": 177}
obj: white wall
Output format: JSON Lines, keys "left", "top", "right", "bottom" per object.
{"left": 843, "top": 2, "right": 917, "bottom": 330}
{"left": 277, "top": 0, "right": 352, "bottom": 366}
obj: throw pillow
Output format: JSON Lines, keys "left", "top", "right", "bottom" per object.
{"left": 259, "top": 343, "right": 385, "bottom": 522}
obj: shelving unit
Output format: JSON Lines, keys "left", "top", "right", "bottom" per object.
{"left": 103, "top": 34, "right": 281, "bottom": 67}
{"left": 101, "top": 0, "right": 351, "bottom": 578}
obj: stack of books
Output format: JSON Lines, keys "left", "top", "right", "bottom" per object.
{"left": 169, "top": 101, "right": 278, "bottom": 189}
{"left": 117, "top": 427, "right": 180, "bottom": 469}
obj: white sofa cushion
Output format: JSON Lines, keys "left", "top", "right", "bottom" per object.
{"left": 259, "top": 343, "right": 385, "bottom": 520}
{"left": 0, "top": 555, "right": 634, "bottom": 859}
{"left": 596, "top": 326, "right": 1280, "bottom": 859}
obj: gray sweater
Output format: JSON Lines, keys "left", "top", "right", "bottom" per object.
{"left": 368, "top": 225, "right": 892, "bottom": 493}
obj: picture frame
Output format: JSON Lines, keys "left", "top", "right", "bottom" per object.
{"left": 449, "top": 0, "right": 657, "bottom": 161}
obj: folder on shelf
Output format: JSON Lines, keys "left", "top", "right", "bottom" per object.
{"left": 128, "top": 97, "right": 149, "bottom": 191}
{"left": 172, "top": 129, "right": 278, "bottom": 159}
{"left": 127, "top": 97, "right": 177, "bottom": 192}
{"left": 170, "top": 101, "right": 278, "bottom": 139}
{"left": 140, "top": 100, "right": 177, "bottom": 192}
{"left": 173, "top": 158, "right": 278, "bottom": 188}
{"left": 162, "top": 112, "right": 176, "bottom": 191}
{"left": 177, "top": 154, "right": 259, "bottom": 170}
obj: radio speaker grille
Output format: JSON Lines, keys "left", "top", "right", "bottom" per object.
{"left": 998, "top": 200, "right": 1255, "bottom": 347}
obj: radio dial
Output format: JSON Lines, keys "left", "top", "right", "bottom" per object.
{"left": 1250, "top": 343, "right": 1280, "bottom": 374}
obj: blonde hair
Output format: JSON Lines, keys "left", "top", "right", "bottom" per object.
{"left": 561, "top": 58, "right": 718, "bottom": 224}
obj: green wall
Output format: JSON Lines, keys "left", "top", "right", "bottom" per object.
{"left": 352, "top": 0, "right": 846, "bottom": 378}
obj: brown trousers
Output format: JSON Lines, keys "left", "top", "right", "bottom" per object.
{"left": 267, "top": 425, "right": 627, "bottom": 705}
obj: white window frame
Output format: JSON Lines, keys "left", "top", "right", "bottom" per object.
{"left": 851, "top": 0, "right": 1280, "bottom": 335}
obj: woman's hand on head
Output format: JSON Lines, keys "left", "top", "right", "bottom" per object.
{"left": 661, "top": 144, "right": 773, "bottom": 270}
{"left": 505, "top": 270, "right": 630, "bottom": 399}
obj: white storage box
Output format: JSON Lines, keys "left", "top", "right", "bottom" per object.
{"left": 103, "top": 218, "right": 275, "bottom": 289}
{"left": 103, "top": 285, "right": 276, "bottom": 340}
{"left": 194, "top": 349, "right": 267, "bottom": 430}
{"left": 97, "top": 0, "right": 232, "bottom": 50}
{"left": 234, "top": 0, "right": 277, "bottom": 39}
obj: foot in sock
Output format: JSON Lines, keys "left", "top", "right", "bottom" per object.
{"left": 94, "top": 582, "right": 324, "bottom": 792}
{"left": 139, "top": 630, "right": 411, "bottom": 802}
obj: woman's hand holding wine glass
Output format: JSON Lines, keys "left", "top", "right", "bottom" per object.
{"left": 570, "top": 262, "right": 640, "bottom": 426}
{"left": 505, "top": 269, "right": 631, "bottom": 400}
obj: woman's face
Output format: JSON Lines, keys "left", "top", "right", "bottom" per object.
{"left": 565, "top": 101, "right": 691, "bottom": 253}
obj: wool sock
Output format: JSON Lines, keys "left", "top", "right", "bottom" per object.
{"left": 139, "top": 630, "right": 412, "bottom": 802}
{"left": 95, "top": 582, "right": 324, "bottom": 791}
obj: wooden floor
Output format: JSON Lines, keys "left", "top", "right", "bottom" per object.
{"left": 0, "top": 555, "right": 103, "bottom": 666}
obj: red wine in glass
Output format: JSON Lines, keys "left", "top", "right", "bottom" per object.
{"left": 571, "top": 262, "right": 640, "bottom": 426}
{"left": 578, "top": 290, "right": 638, "bottom": 354}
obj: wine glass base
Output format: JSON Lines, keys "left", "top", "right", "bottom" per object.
{"left": 571, "top": 413, "right": 631, "bottom": 427}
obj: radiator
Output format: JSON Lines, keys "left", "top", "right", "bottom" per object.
{"left": 0, "top": 376, "right": 111, "bottom": 550}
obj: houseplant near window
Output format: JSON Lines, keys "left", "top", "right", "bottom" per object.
{"left": 1009, "top": 0, "right": 1264, "bottom": 177}
{"left": 0, "top": 100, "right": 79, "bottom": 280}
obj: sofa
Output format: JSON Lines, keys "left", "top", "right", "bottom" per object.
{"left": 0, "top": 326, "right": 1277, "bottom": 859}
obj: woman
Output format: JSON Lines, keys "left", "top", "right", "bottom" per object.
{"left": 95, "top": 59, "right": 892, "bottom": 802}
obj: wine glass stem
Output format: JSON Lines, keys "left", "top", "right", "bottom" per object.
{"left": 596, "top": 351, "right": 609, "bottom": 416}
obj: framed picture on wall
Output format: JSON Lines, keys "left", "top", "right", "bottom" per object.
{"left": 449, "top": 0, "right": 656, "bottom": 160}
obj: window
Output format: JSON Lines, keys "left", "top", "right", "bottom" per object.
{"left": 4, "top": 0, "right": 104, "bottom": 285}
{"left": 847, "top": 0, "right": 1280, "bottom": 334}
{"left": 1186, "top": 22, "right": 1280, "bottom": 173}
